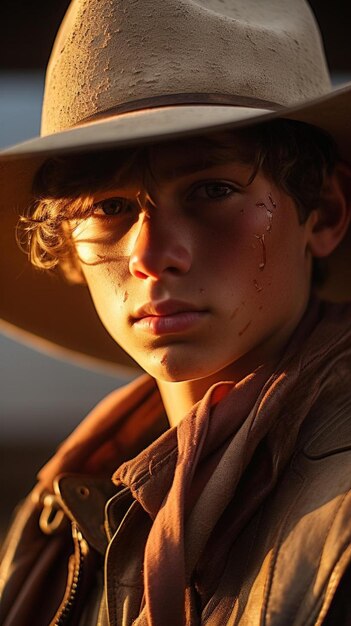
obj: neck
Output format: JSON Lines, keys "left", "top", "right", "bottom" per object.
{"left": 157, "top": 338, "right": 280, "bottom": 427}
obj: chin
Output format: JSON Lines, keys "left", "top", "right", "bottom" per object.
{"left": 143, "top": 362, "right": 193, "bottom": 383}
{"left": 139, "top": 352, "right": 224, "bottom": 383}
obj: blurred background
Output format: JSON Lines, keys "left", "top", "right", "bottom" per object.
{"left": 1, "top": 0, "right": 351, "bottom": 535}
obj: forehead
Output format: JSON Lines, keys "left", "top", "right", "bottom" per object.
{"left": 117, "top": 130, "right": 256, "bottom": 185}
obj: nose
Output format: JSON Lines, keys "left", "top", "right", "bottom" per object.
{"left": 129, "top": 211, "right": 192, "bottom": 280}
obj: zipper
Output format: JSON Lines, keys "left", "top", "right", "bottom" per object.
{"left": 53, "top": 522, "right": 88, "bottom": 626}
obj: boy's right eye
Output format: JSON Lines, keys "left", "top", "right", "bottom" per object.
{"left": 92, "top": 197, "right": 131, "bottom": 217}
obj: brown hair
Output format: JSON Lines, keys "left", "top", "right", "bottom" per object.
{"left": 17, "top": 119, "right": 337, "bottom": 283}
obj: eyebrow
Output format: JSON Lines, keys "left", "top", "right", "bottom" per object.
{"left": 160, "top": 158, "right": 231, "bottom": 181}
{"left": 108, "top": 155, "right": 245, "bottom": 194}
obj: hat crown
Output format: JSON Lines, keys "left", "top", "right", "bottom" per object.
{"left": 41, "top": 0, "right": 331, "bottom": 136}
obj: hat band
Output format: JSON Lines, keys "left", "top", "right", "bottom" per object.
{"left": 78, "top": 92, "right": 283, "bottom": 125}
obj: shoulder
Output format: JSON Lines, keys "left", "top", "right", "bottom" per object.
{"left": 261, "top": 385, "right": 351, "bottom": 625}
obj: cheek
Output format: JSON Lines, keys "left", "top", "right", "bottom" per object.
{"left": 80, "top": 259, "right": 130, "bottom": 332}
{"left": 201, "top": 199, "right": 276, "bottom": 279}
{"left": 72, "top": 218, "right": 138, "bottom": 265}
{"left": 72, "top": 221, "right": 138, "bottom": 320}
{"left": 202, "top": 193, "right": 307, "bottom": 310}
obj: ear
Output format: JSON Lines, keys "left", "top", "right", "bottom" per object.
{"left": 307, "top": 161, "right": 351, "bottom": 258}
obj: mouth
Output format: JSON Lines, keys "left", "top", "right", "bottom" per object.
{"left": 131, "top": 300, "right": 208, "bottom": 335}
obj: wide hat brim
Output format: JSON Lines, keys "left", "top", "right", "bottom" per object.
{"left": 1, "top": 87, "right": 351, "bottom": 375}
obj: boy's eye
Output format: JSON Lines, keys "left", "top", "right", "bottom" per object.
{"left": 92, "top": 197, "right": 130, "bottom": 216}
{"left": 190, "top": 182, "right": 236, "bottom": 200}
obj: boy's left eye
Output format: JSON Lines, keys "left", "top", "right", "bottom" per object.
{"left": 190, "top": 182, "right": 236, "bottom": 200}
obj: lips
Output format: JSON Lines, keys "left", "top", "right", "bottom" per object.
{"left": 131, "top": 300, "right": 208, "bottom": 335}
{"left": 132, "top": 299, "right": 204, "bottom": 320}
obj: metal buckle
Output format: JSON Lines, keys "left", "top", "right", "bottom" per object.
{"left": 39, "top": 493, "right": 67, "bottom": 535}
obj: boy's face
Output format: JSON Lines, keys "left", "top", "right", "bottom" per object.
{"left": 71, "top": 135, "right": 315, "bottom": 382}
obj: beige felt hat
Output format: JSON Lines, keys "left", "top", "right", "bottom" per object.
{"left": 1, "top": 0, "right": 351, "bottom": 374}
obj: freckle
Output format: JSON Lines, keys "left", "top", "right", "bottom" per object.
{"left": 123, "top": 290, "right": 129, "bottom": 302}
{"left": 253, "top": 279, "right": 263, "bottom": 292}
{"left": 230, "top": 307, "right": 239, "bottom": 319}
{"left": 238, "top": 320, "right": 252, "bottom": 336}
{"left": 240, "top": 208, "right": 244, "bottom": 214}
{"left": 241, "top": 300, "right": 246, "bottom": 306}
{"left": 199, "top": 288, "right": 205, "bottom": 294}
{"left": 259, "top": 305, "right": 263, "bottom": 310}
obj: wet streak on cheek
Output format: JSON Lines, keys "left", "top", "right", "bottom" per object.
{"left": 268, "top": 193, "right": 277, "bottom": 210}
{"left": 253, "top": 279, "right": 263, "bottom": 292}
{"left": 255, "top": 234, "right": 266, "bottom": 271}
{"left": 254, "top": 193, "right": 276, "bottom": 271}
{"left": 255, "top": 200, "right": 273, "bottom": 234}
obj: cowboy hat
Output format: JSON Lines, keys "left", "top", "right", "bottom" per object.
{"left": 1, "top": 0, "right": 351, "bottom": 374}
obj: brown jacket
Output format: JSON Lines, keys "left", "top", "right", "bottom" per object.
{"left": 2, "top": 408, "right": 351, "bottom": 626}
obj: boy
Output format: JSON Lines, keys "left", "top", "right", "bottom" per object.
{"left": 1, "top": 0, "right": 351, "bottom": 624}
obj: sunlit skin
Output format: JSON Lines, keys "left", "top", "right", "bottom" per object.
{"left": 71, "top": 139, "right": 320, "bottom": 426}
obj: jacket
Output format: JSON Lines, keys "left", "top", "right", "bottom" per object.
{"left": 1, "top": 302, "right": 351, "bottom": 625}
